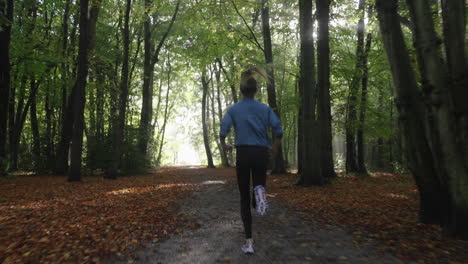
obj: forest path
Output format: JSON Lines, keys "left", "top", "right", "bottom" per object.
{"left": 113, "top": 167, "right": 406, "bottom": 264}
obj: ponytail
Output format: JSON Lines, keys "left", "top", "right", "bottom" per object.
{"left": 240, "top": 67, "right": 268, "bottom": 97}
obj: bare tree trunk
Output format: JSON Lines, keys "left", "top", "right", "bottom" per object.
{"left": 0, "top": 0, "right": 13, "bottom": 171}
{"left": 7, "top": 0, "right": 39, "bottom": 172}
{"left": 86, "top": 0, "right": 102, "bottom": 171}
{"left": 107, "top": 0, "right": 132, "bottom": 179}
{"left": 55, "top": 0, "right": 73, "bottom": 174}
{"left": 139, "top": 0, "right": 155, "bottom": 159}
{"left": 201, "top": 70, "right": 215, "bottom": 168}
{"left": 45, "top": 86, "right": 54, "bottom": 170}
{"left": 68, "top": 0, "right": 90, "bottom": 181}
{"left": 8, "top": 77, "right": 21, "bottom": 172}
{"left": 299, "top": 0, "right": 323, "bottom": 186}
{"left": 30, "top": 80, "right": 41, "bottom": 172}
{"left": 156, "top": 54, "right": 172, "bottom": 167}
{"left": 9, "top": 77, "right": 39, "bottom": 172}
{"left": 376, "top": 0, "right": 448, "bottom": 226}
{"left": 406, "top": 0, "right": 468, "bottom": 239}
{"left": 209, "top": 78, "right": 222, "bottom": 167}
{"left": 316, "top": 0, "right": 336, "bottom": 179}
{"left": 356, "top": 31, "right": 372, "bottom": 175}
{"left": 216, "top": 58, "right": 238, "bottom": 104}
{"left": 214, "top": 64, "right": 230, "bottom": 167}
{"left": 261, "top": 0, "right": 285, "bottom": 174}
{"left": 440, "top": 0, "right": 468, "bottom": 165}
{"left": 345, "top": 0, "right": 366, "bottom": 173}
{"left": 139, "top": 0, "right": 180, "bottom": 159}
{"left": 296, "top": 70, "right": 303, "bottom": 176}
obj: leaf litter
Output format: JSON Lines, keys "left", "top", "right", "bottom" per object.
{"left": 267, "top": 172, "right": 468, "bottom": 264}
{"left": 0, "top": 168, "right": 201, "bottom": 263}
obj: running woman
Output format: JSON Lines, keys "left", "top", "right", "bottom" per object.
{"left": 219, "top": 68, "right": 283, "bottom": 254}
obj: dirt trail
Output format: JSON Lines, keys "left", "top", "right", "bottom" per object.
{"left": 113, "top": 167, "right": 407, "bottom": 264}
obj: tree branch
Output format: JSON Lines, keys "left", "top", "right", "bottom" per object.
{"left": 230, "top": 0, "right": 265, "bottom": 53}
{"left": 152, "top": 0, "right": 181, "bottom": 65}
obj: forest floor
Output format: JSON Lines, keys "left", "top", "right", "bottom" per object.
{"left": 1, "top": 167, "right": 467, "bottom": 263}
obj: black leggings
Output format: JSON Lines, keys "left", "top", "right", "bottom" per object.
{"left": 236, "top": 146, "right": 268, "bottom": 239}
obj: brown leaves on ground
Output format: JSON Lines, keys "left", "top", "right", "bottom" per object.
{"left": 268, "top": 172, "right": 468, "bottom": 264}
{"left": 0, "top": 167, "right": 200, "bottom": 264}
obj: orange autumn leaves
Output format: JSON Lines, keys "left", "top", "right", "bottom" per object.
{"left": 0, "top": 169, "right": 198, "bottom": 264}
{"left": 2, "top": 167, "right": 467, "bottom": 264}
{"left": 268, "top": 172, "right": 468, "bottom": 264}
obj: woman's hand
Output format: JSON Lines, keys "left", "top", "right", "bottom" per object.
{"left": 271, "top": 138, "right": 281, "bottom": 157}
{"left": 223, "top": 143, "right": 233, "bottom": 152}
{"left": 220, "top": 136, "right": 233, "bottom": 152}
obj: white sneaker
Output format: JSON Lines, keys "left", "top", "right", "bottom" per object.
{"left": 241, "top": 239, "right": 254, "bottom": 254}
{"left": 254, "top": 185, "right": 268, "bottom": 216}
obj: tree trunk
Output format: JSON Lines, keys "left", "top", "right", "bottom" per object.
{"left": 261, "top": 0, "right": 285, "bottom": 174}
{"left": 299, "top": 0, "right": 323, "bottom": 186}
{"left": 139, "top": 0, "right": 155, "bottom": 159}
{"left": 55, "top": 0, "right": 73, "bottom": 174}
{"left": 139, "top": 0, "right": 180, "bottom": 160}
{"left": 7, "top": 76, "right": 21, "bottom": 172}
{"left": 68, "top": 0, "right": 90, "bottom": 181}
{"left": 0, "top": 0, "right": 13, "bottom": 170}
{"left": 345, "top": 0, "right": 366, "bottom": 173}
{"left": 406, "top": 0, "right": 468, "bottom": 239}
{"left": 56, "top": 86, "right": 75, "bottom": 174}
{"left": 216, "top": 58, "right": 238, "bottom": 104}
{"left": 9, "top": 78, "right": 39, "bottom": 172}
{"left": 45, "top": 86, "right": 54, "bottom": 170}
{"left": 7, "top": 0, "right": 40, "bottom": 172}
{"left": 296, "top": 69, "right": 303, "bottom": 176}
{"left": 356, "top": 31, "right": 372, "bottom": 175}
{"left": 440, "top": 0, "right": 468, "bottom": 165}
{"left": 376, "top": 0, "right": 448, "bottom": 226}
{"left": 107, "top": 0, "right": 132, "bottom": 179}
{"left": 156, "top": 55, "right": 172, "bottom": 167}
{"left": 30, "top": 80, "right": 41, "bottom": 172}
{"left": 95, "top": 71, "right": 105, "bottom": 141}
{"left": 209, "top": 77, "right": 223, "bottom": 167}
{"left": 316, "top": 0, "right": 336, "bottom": 179}
{"left": 441, "top": 0, "right": 468, "bottom": 119}
{"left": 201, "top": 71, "right": 215, "bottom": 168}
{"left": 215, "top": 64, "right": 230, "bottom": 167}
{"left": 86, "top": 0, "right": 102, "bottom": 171}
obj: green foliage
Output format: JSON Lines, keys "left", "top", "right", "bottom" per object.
{"left": 6, "top": 0, "right": 403, "bottom": 173}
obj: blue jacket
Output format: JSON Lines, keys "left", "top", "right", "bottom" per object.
{"left": 220, "top": 98, "right": 283, "bottom": 148}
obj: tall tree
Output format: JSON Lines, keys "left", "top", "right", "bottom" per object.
{"left": 299, "top": 0, "right": 323, "bottom": 186}
{"left": 139, "top": 0, "right": 181, "bottom": 160}
{"left": 55, "top": 0, "right": 75, "bottom": 174}
{"left": 376, "top": 0, "right": 468, "bottom": 239}
{"left": 214, "top": 64, "right": 230, "bottom": 167}
{"left": 201, "top": 70, "right": 215, "bottom": 168}
{"left": 44, "top": 86, "right": 55, "bottom": 170}
{"left": 156, "top": 53, "right": 172, "bottom": 167}
{"left": 216, "top": 58, "right": 238, "bottom": 104}
{"left": 8, "top": 78, "right": 39, "bottom": 171}
{"left": 84, "top": 0, "right": 103, "bottom": 171}
{"left": 440, "top": 0, "right": 468, "bottom": 163}
{"left": 107, "top": 0, "right": 132, "bottom": 179}
{"left": 261, "top": 0, "right": 285, "bottom": 174}
{"left": 68, "top": 0, "right": 90, "bottom": 181}
{"left": 405, "top": 0, "right": 468, "bottom": 239}
{"left": 30, "top": 80, "right": 41, "bottom": 172}
{"left": 7, "top": 2, "right": 38, "bottom": 172}
{"left": 356, "top": 29, "right": 372, "bottom": 175}
{"left": 0, "top": 0, "right": 13, "bottom": 171}
{"left": 345, "top": 0, "right": 366, "bottom": 173}
{"left": 376, "top": 0, "right": 445, "bottom": 225}
{"left": 316, "top": 0, "right": 336, "bottom": 179}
